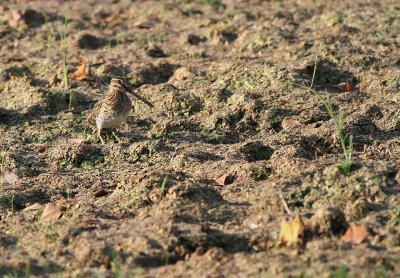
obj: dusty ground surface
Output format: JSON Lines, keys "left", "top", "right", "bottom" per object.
{"left": 1, "top": 0, "right": 400, "bottom": 277}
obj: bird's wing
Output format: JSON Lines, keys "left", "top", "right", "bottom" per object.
{"left": 84, "top": 100, "right": 103, "bottom": 127}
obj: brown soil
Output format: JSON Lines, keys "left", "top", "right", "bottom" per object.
{"left": 1, "top": 0, "right": 400, "bottom": 277}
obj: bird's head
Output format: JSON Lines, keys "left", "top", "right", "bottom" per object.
{"left": 110, "top": 76, "right": 131, "bottom": 91}
{"left": 110, "top": 76, "right": 154, "bottom": 108}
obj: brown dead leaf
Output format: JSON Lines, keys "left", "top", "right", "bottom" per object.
{"left": 78, "top": 55, "right": 89, "bottom": 64}
{"left": 167, "top": 184, "right": 184, "bottom": 198}
{"left": 134, "top": 17, "right": 160, "bottom": 29}
{"left": 94, "top": 188, "right": 108, "bottom": 198}
{"left": 104, "top": 14, "right": 119, "bottom": 23}
{"left": 148, "top": 188, "right": 161, "bottom": 203}
{"left": 343, "top": 81, "right": 350, "bottom": 92}
{"left": 69, "top": 56, "right": 93, "bottom": 81}
{"left": 38, "top": 146, "right": 46, "bottom": 153}
{"left": 107, "top": 226, "right": 118, "bottom": 233}
{"left": 2, "top": 171, "right": 19, "bottom": 184}
{"left": 39, "top": 203, "right": 64, "bottom": 222}
{"left": 48, "top": 74, "right": 59, "bottom": 86}
{"left": 395, "top": 169, "right": 400, "bottom": 185}
{"left": 0, "top": 5, "right": 9, "bottom": 13}
{"left": 9, "top": 9, "right": 44, "bottom": 29}
{"left": 341, "top": 223, "right": 370, "bottom": 244}
{"left": 281, "top": 117, "right": 300, "bottom": 129}
{"left": 312, "top": 81, "right": 351, "bottom": 93}
{"left": 9, "top": 10, "right": 28, "bottom": 30}
{"left": 213, "top": 174, "right": 228, "bottom": 186}
{"left": 23, "top": 203, "right": 42, "bottom": 212}
{"left": 279, "top": 214, "right": 305, "bottom": 246}
{"left": 70, "top": 64, "right": 91, "bottom": 81}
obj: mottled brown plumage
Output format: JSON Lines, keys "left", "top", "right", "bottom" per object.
{"left": 86, "top": 76, "right": 153, "bottom": 144}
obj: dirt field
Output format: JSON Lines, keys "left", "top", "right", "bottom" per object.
{"left": 1, "top": 0, "right": 400, "bottom": 277}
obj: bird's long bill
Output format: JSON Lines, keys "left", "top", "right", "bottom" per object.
{"left": 129, "top": 90, "right": 154, "bottom": 108}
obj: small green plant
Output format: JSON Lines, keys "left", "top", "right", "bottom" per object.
{"left": 205, "top": 130, "right": 221, "bottom": 139}
{"left": 109, "top": 250, "right": 122, "bottom": 278}
{"left": 136, "top": 33, "right": 149, "bottom": 47}
{"left": 316, "top": 93, "right": 354, "bottom": 168}
{"left": 388, "top": 208, "right": 400, "bottom": 227}
{"left": 299, "top": 271, "right": 311, "bottom": 278}
{"left": 1, "top": 153, "right": 5, "bottom": 172}
{"left": 133, "top": 267, "right": 143, "bottom": 278}
{"left": 66, "top": 186, "right": 70, "bottom": 199}
{"left": 56, "top": 266, "right": 64, "bottom": 278}
{"left": 12, "top": 267, "right": 18, "bottom": 278}
{"left": 159, "top": 175, "right": 168, "bottom": 202}
{"left": 330, "top": 265, "right": 348, "bottom": 278}
{"left": 297, "top": 62, "right": 354, "bottom": 173}
{"left": 244, "top": 76, "right": 255, "bottom": 89}
{"left": 118, "top": 33, "right": 126, "bottom": 44}
{"left": 200, "top": 0, "right": 220, "bottom": 6}
{"left": 57, "top": 0, "right": 73, "bottom": 110}
{"left": 336, "top": 160, "right": 355, "bottom": 175}
{"left": 155, "top": 27, "right": 164, "bottom": 42}
{"left": 164, "top": 253, "right": 170, "bottom": 265}
{"left": 59, "top": 1, "right": 69, "bottom": 90}
{"left": 358, "top": 204, "right": 364, "bottom": 219}
{"left": 44, "top": 16, "right": 54, "bottom": 64}
{"left": 25, "top": 261, "right": 30, "bottom": 278}
{"left": 10, "top": 195, "right": 15, "bottom": 213}
{"left": 36, "top": 208, "right": 43, "bottom": 220}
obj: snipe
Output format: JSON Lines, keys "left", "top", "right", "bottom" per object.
{"left": 85, "top": 76, "right": 153, "bottom": 144}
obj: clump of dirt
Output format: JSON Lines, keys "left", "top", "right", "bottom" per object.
{"left": 309, "top": 207, "right": 347, "bottom": 236}
{"left": 76, "top": 34, "right": 108, "bottom": 50}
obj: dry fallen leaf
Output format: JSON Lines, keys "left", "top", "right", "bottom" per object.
{"left": 23, "top": 203, "right": 42, "bottom": 212}
{"left": 341, "top": 223, "right": 370, "bottom": 244}
{"left": 107, "top": 226, "right": 118, "bottom": 233}
{"left": 38, "top": 146, "right": 46, "bottom": 153}
{"left": 279, "top": 214, "right": 305, "bottom": 246}
{"left": 104, "top": 14, "right": 119, "bottom": 23}
{"left": 9, "top": 10, "right": 28, "bottom": 29}
{"left": 9, "top": 9, "right": 44, "bottom": 29}
{"left": 281, "top": 117, "right": 300, "bottom": 129}
{"left": 134, "top": 17, "right": 160, "bottom": 29}
{"left": 395, "top": 169, "right": 400, "bottom": 185}
{"left": 39, "top": 203, "right": 64, "bottom": 222}
{"left": 48, "top": 74, "right": 59, "bottom": 86}
{"left": 213, "top": 174, "right": 228, "bottom": 186}
{"left": 343, "top": 81, "right": 350, "bottom": 92}
{"left": 2, "top": 171, "right": 19, "bottom": 184}
{"left": 69, "top": 56, "right": 94, "bottom": 81}
{"left": 312, "top": 81, "right": 351, "bottom": 93}
{"left": 94, "top": 188, "right": 108, "bottom": 198}
{"left": 0, "top": 5, "right": 9, "bottom": 13}
{"left": 70, "top": 64, "right": 91, "bottom": 81}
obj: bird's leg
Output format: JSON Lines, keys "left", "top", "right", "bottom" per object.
{"left": 112, "top": 129, "right": 122, "bottom": 143}
{"left": 98, "top": 128, "right": 105, "bottom": 144}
